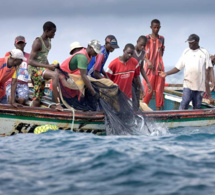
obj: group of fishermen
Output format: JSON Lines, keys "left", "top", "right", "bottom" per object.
{"left": 0, "top": 19, "right": 214, "bottom": 112}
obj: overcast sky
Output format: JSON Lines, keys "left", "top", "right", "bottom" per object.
{"left": 1, "top": 0, "right": 214, "bottom": 83}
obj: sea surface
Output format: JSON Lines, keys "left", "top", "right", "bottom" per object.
{"left": 1, "top": 125, "right": 215, "bottom": 195}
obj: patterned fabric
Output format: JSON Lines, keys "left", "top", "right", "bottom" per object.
{"left": 30, "top": 37, "right": 51, "bottom": 101}
{"left": 87, "top": 45, "right": 109, "bottom": 78}
{"left": 6, "top": 83, "right": 29, "bottom": 100}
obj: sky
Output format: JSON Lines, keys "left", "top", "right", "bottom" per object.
{"left": 0, "top": 0, "right": 214, "bottom": 83}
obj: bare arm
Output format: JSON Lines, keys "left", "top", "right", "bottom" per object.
{"left": 93, "top": 70, "right": 103, "bottom": 79}
{"left": 29, "top": 38, "right": 56, "bottom": 70}
{"left": 80, "top": 69, "right": 96, "bottom": 95}
{"left": 159, "top": 67, "right": 180, "bottom": 77}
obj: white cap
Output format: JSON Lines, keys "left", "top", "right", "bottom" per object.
{"left": 70, "top": 42, "right": 83, "bottom": 53}
{"left": 88, "top": 40, "right": 101, "bottom": 54}
{"left": 10, "top": 49, "right": 27, "bottom": 61}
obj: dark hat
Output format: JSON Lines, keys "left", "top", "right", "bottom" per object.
{"left": 15, "top": 36, "right": 26, "bottom": 44}
{"left": 186, "top": 34, "right": 200, "bottom": 43}
{"left": 105, "top": 35, "right": 119, "bottom": 49}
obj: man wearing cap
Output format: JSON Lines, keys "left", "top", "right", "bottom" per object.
{"left": 87, "top": 35, "right": 119, "bottom": 79}
{"left": 159, "top": 34, "right": 214, "bottom": 109}
{"left": 60, "top": 40, "right": 101, "bottom": 110}
{"left": 5, "top": 36, "right": 30, "bottom": 107}
{"left": 29, "top": 21, "right": 63, "bottom": 111}
{"left": 106, "top": 43, "right": 139, "bottom": 100}
{"left": 0, "top": 49, "right": 26, "bottom": 104}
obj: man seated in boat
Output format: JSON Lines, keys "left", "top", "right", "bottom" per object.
{"left": 159, "top": 34, "right": 214, "bottom": 109}
{"left": 5, "top": 36, "right": 30, "bottom": 107}
{"left": 28, "top": 21, "right": 63, "bottom": 111}
{"left": 0, "top": 49, "right": 26, "bottom": 104}
{"left": 57, "top": 40, "right": 102, "bottom": 111}
{"left": 106, "top": 44, "right": 139, "bottom": 102}
{"left": 87, "top": 35, "right": 119, "bottom": 79}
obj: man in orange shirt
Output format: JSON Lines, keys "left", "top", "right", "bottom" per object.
{"left": 0, "top": 49, "right": 26, "bottom": 104}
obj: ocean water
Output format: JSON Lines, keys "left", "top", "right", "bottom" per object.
{"left": 1, "top": 125, "right": 215, "bottom": 195}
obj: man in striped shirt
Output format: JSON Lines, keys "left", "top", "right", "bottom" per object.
{"left": 106, "top": 44, "right": 139, "bottom": 99}
{"left": 143, "top": 19, "right": 165, "bottom": 110}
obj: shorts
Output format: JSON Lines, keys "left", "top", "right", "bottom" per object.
{"left": 6, "top": 83, "right": 29, "bottom": 100}
{"left": 31, "top": 67, "right": 46, "bottom": 101}
{"left": 0, "top": 95, "right": 8, "bottom": 104}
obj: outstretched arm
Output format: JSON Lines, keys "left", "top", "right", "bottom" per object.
{"left": 159, "top": 67, "right": 180, "bottom": 77}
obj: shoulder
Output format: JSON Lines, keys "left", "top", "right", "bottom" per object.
{"left": 130, "top": 57, "right": 138, "bottom": 64}
{"left": 182, "top": 48, "right": 190, "bottom": 55}
{"left": 159, "top": 35, "right": 165, "bottom": 40}
{"left": 109, "top": 57, "right": 119, "bottom": 66}
{"left": 199, "top": 47, "right": 209, "bottom": 55}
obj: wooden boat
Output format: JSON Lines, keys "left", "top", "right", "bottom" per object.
{"left": 1, "top": 100, "right": 215, "bottom": 137}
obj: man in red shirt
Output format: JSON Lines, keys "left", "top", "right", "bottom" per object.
{"left": 0, "top": 49, "right": 26, "bottom": 104}
{"left": 106, "top": 44, "right": 139, "bottom": 99}
{"left": 143, "top": 19, "right": 165, "bottom": 110}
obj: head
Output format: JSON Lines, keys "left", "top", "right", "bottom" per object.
{"left": 150, "top": 19, "right": 161, "bottom": 35}
{"left": 136, "top": 36, "right": 147, "bottom": 51}
{"left": 69, "top": 42, "right": 83, "bottom": 55}
{"left": 43, "top": 21, "right": 56, "bottom": 39}
{"left": 8, "top": 49, "right": 27, "bottom": 67}
{"left": 186, "top": 34, "right": 200, "bottom": 50}
{"left": 14, "top": 36, "right": 26, "bottom": 52}
{"left": 105, "top": 35, "right": 119, "bottom": 53}
{"left": 88, "top": 40, "right": 102, "bottom": 57}
{"left": 123, "top": 43, "right": 135, "bottom": 61}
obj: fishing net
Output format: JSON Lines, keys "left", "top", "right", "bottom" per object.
{"left": 58, "top": 68, "right": 152, "bottom": 135}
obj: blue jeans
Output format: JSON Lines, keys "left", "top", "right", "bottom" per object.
{"left": 180, "top": 88, "right": 203, "bottom": 110}
{"left": 0, "top": 95, "right": 8, "bottom": 104}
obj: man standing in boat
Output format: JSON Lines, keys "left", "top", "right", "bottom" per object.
{"left": 28, "top": 21, "right": 63, "bottom": 111}
{"left": 5, "top": 36, "right": 30, "bottom": 107}
{"left": 159, "top": 34, "right": 214, "bottom": 109}
{"left": 143, "top": 19, "right": 165, "bottom": 110}
{"left": 87, "top": 35, "right": 119, "bottom": 79}
{"left": 0, "top": 49, "right": 26, "bottom": 104}
{"left": 132, "top": 35, "right": 152, "bottom": 110}
{"left": 106, "top": 44, "right": 139, "bottom": 100}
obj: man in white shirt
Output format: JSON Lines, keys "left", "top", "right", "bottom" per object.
{"left": 159, "top": 34, "right": 214, "bottom": 109}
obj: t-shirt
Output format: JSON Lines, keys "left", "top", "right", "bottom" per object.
{"left": 144, "top": 34, "right": 165, "bottom": 75}
{"left": 106, "top": 57, "right": 139, "bottom": 98}
{"left": 5, "top": 52, "right": 30, "bottom": 85}
{"left": 175, "top": 47, "right": 213, "bottom": 92}
{"left": 132, "top": 50, "right": 146, "bottom": 76}
{"left": 0, "top": 57, "right": 16, "bottom": 99}
{"left": 69, "top": 54, "right": 88, "bottom": 71}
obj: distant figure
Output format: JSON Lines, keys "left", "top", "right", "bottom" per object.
{"left": 0, "top": 49, "right": 26, "bottom": 104}
{"left": 87, "top": 35, "right": 119, "bottom": 79}
{"left": 143, "top": 19, "right": 165, "bottom": 110}
{"left": 28, "top": 21, "right": 63, "bottom": 111}
{"left": 5, "top": 36, "right": 30, "bottom": 107}
{"left": 159, "top": 34, "right": 214, "bottom": 109}
{"left": 132, "top": 35, "right": 152, "bottom": 109}
{"left": 106, "top": 44, "right": 139, "bottom": 99}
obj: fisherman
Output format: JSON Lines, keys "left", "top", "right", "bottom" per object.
{"left": 59, "top": 40, "right": 101, "bottom": 110}
{"left": 0, "top": 49, "right": 26, "bottom": 104}
{"left": 5, "top": 36, "right": 30, "bottom": 107}
{"left": 106, "top": 43, "right": 139, "bottom": 99}
{"left": 132, "top": 35, "right": 152, "bottom": 110}
{"left": 143, "top": 19, "right": 165, "bottom": 110}
{"left": 28, "top": 21, "right": 63, "bottom": 111}
{"left": 87, "top": 35, "right": 119, "bottom": 79}
{"left": 159, "top": 34, "right": 214, "bottom": 109}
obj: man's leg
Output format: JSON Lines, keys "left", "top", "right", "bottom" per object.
{"left": 192, "top": 91, "right": 203, "bottom": 109}
{"left": 179, "top": 88, "right": 192, "bottom": 110}
{"left": 143, "top": 74, "right": 154, "bottom": 105}
{"left": 43, "top": 69, "right": 63, "bottom": 111}
{"left": 155, "top": 75, "right": 165, "bottom": 110}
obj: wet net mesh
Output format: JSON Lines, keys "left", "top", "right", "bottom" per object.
{"left": 58, "top": 69, "right": 152, "bottom": 135}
